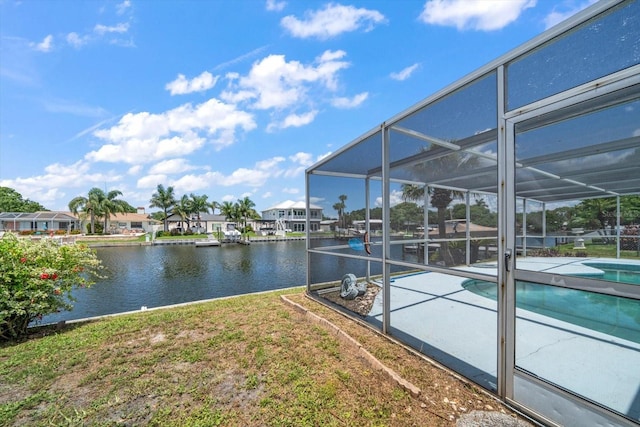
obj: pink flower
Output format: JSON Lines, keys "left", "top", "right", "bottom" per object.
{"left": 40, "top": 273, "right": 50, "bottom": 280}
{"left": 20, "top": 257, "right": 27, "bottom": 263}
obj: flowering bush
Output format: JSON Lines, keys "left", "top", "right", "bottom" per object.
{"left": 0, "top": 233, "right": 103, "bottom": 340}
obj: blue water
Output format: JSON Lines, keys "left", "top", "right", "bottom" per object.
{"left": 580, "top": 263, "right": 640, "bottom": 285}
{"left": 463, "top": 278, "right": 640, "bottom": 344}
{"left": 41, "top": 239, "right": 397, "bottom": 324}
{"left": 42, "top": 241, "right": 308, "bottom": 324}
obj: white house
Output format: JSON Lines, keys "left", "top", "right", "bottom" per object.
{"left": 261, "top": 200, "right": 323, "bottom": 232}
{"left": 105, "top": 212, "right": 161, "bottom": 234}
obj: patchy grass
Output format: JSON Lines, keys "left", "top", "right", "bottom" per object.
{"left": 554, "top": 242, "right": 639, "bottom": 258}
{"left": 1, "top": 290, "right": 524, "bottom": 426}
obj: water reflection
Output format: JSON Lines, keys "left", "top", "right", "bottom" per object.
{"left": 42, "top": 241, "right": 308, "bottom": 324}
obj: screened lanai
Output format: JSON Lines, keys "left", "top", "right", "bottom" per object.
{"left": 305, "top": 1, "right": 639, "bottom": 426}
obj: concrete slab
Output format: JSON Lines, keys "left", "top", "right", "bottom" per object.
{"left": 365, "top": 258, "right": 640, "bottom": 421}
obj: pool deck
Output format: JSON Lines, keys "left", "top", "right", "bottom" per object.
{"left": 365, "top": 257, "right": 640, "bottom": 422}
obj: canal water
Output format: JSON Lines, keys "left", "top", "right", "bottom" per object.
{"left": 42, "top": 241, "right": 308, "bottom": 324}
{"left": 41, "top": 238, "right": 421, "bottom": 324}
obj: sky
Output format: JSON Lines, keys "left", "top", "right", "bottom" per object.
{"left": 0, "top": 0, "right": 598, "bottom": 214}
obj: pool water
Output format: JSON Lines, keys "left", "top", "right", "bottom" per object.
{"left": 463, "top": 277, "right": 640, "bottom": 344}
{"left": 580, "top": 263, "right": 640, "bottom": 285}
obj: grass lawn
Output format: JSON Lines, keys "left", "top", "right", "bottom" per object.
{"left": 554, "top": 242, "right": 640, "bottom": 259}
{"left": 0, "top": 290, "right": 523, "bottom": 426}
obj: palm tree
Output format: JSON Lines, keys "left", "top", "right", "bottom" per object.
{"left": 333, "top": 194, "right": 347, "bottom": 230}
{"left": 209, "top": 200, "right": 219, "bottom": 215}
{"left": 68, "top": 187, "right": 105, "bottom": 234}
{"left": 97, "top": 189, "right": 130, "bottom": 233}
{"left": 401, "top": 145, "right": 477, "bottom": 265}
{"left": 237, "top": 196, "right": 256, "bottom": 232}
{"left": 173, "top": 195, "right": 192, "bottom": 233}
{"left": 149, "top": 184, "right": 176, "bottom": 232}
{"left": 220, "top": 201, "right": 242, "bottom": 225}
{"left": 188, "top": 193, "right": 211, "bottom": 233}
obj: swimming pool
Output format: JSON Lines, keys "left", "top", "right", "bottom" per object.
{"left": 463, "top": 261, "right": 640, "bottom": 344}
{"left": 578, "top": 262, "right": 640, "bottom": 285}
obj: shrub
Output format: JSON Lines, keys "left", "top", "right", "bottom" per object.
{"left": 170, "top": 228, "right": 181, "bottom": 236}
{"left": 184, "top": 228, "right": 194, "bottom": 235}
{"left": 155, "top": 230, "right": 165, "bottom": 238}
{"left": 85, "top": 223, "right": 104, "bottom": 234}
{"left": 0, "top": 234, "right": 103, "bottom": 340}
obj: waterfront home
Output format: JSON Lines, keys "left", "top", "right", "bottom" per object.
{"left": 104, "top": 212, "right": 161, "bottom": 235}
{"left": 165, "top": 212, "right": 233, "bottom": 235}
{"left": 0, "top": 211, "right": 80, "bottom": 234}
{"left": 261, "top": 200, "right": 322, "bottom": 233}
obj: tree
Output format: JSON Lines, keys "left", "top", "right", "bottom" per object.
{"left": 173, "top": 195, "right": 192, "bottom": 232}
{"left": 149, "top": 184, "right": 176, "bottom": 232}
{"left": 401, "top": 145, "right": 477, "bottom": 265}
{"left": 68, "top": 188, "right": 105, "bottom": 234}
{"left": 333, "top": 194, "right": 347, "bottom": 229}
{"left": 390, "top": 202, "right": 423, "bottom": 232}
{"left": 97, "top": 189, "right": 130, "bottom": 233}
{"left": 237, "top": 196, "right": 257, "bottom": 232}
{"left": 188, "top": 193, "right": 211, "bottom": 233}
{"left": 220, "top": 201, "right": 238, "bottom": 222}
{"left": 0, "top": 187, "right": 47, "bottom": 212}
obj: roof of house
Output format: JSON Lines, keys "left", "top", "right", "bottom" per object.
{"left": 263, "top": 200, "right": 322, "bottom": 211}
{"left": 0, "top": 211, "right": 79, "bottom": 221}
{"left": 108, "top": 213, "right": 160, "bottom": 223}
{"left": 166, "top": 213, "right": 227, "bottom": 222}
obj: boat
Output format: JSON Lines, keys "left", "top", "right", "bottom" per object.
{"left": 195, "top": 235, "right": 221, "bottom": 247}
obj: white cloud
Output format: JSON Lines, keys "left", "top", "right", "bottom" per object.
{"left": 128, "top": 165, "right": 143, "bottom": 175}
{"left": 375, "top": 189, "right": 405, "bottom": 208}
{"left": 88, "top": 98, "right": 256, "bottom": 163}
{"left": 231, "top": 50, "right": 350, "bottom": 110}
{"left": 281, "top": 3, "right": 386, "bottom": 40}
{"left": 0, "top": 160, "right": 122, "bottom": 207}
{"left": 262, "top": 191, "right": 273, "bottom": 198}
{"left": 166, "top": 156, "right": 287, "bottom": 194}
{"left": 116, "top": 0, "right": 132, "bottom": 15}
{"left": 283, "top": 187, "right": 299, "bottom": 194}
{"left": 148, "top": 158, "right": 196, "bottom": 175}
{"left": 289, "top": 152, "right": 314, "bottom": 166}
{"left": 256, "top": 156, "right": 286, "bottom": 170}
{"left": 31, "top": 35, "right": 53, "bottom": 52}
{"left": 166, "top": 72, "right": 219, "bottom": 95}
{"left": 266, "top": 0, "right": 286, "bottom": 12}
{"left": 66, "top": 32, "right": 90, "bottom": 48}
{"left": 419, "top": 0, "right": 536, "bottom": 31}
{"left": 543, "top": 0, "right": 597, "bottom": 29}
{"left": 137, "top": 174, "right": 168, "bottom": 189}
{"left": 390, "top": 63, "right": 419, "bottom": 81}
{"left": 94, "top": 22, "right": 130, "bottom": 35}
{"left": 331, "top": 92, "right": 368, "bottom": 108}
{"left": 269, "top": 110, "right": 318, "bottom": 132}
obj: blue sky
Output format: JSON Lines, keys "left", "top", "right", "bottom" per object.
{"left": 0, "top": 0, "right": 597, "bottom": 214}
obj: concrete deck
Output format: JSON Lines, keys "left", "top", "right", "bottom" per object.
{"left": 365, "top": 258, "right": 640, "bottom": 422}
